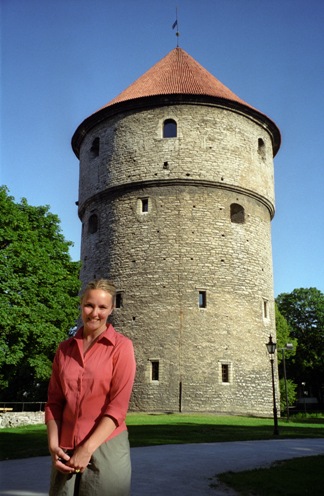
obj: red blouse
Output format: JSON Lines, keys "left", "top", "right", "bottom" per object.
{"left": 45, "top": 324, "right": 136, "bottom": 449}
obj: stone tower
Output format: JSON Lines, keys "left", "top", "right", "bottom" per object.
{"left": 72, "top": 48, "right": 281, "bottom": 416}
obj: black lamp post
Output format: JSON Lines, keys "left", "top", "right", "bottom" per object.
{"left": 266, "top": 335, "right": 279, "bottom": 436}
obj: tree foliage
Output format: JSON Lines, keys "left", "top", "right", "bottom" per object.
{"left": 275, "top": 304, "right": 297, "bottom": 365}
{"left": 0, "top": 186, "right": 81, "bottom": 401}
{"left": 276, "top": 288, "right": 324, "bottom": 401}
{"left": 279, "top": 378, "right": 297, "bottom": 415}
{"left": 275, "top": 304, "right": 298, "bottom": 410}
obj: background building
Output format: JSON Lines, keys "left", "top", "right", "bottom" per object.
{"left": 72, "top": 47, "right": 281, "bottom": 416}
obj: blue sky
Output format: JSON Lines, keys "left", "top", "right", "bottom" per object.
{"left": 1, "top": 0, "right": 324, "bottom": 297}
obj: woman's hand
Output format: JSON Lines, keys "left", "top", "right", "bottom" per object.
{"left": 47, "top": 420, "right": 75, "bottom": 474}
{"left": 49, "top": 446, "right": 75, "bottom": 474}
{"left": 68, "top": 445, "right": 92, "bottom": 473}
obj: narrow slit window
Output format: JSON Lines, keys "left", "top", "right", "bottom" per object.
{"left": 88, "top": 214, "right": 98, "bottom": 234}
{"left": 199, "top": 290, "right": 207, "bottom": 308}
{"left": 263, "top": 299, "right": 269, "bottom": 319}
{"left": 90, "top": 137, "right": 100, "bottom": 158}
{"left": 230, "top": 203, "right": 245, "bottom": 224}
{"left": 221, "top": 364, "right": 229, "bottom": 383}
{"left": 151, "top": 361, "right": 159, "bottom": 381}
{"left": 258, "top": 138, "right": 266, "bottom": 159}
{"left": 116, "top": 292, "right": 123, "bottom": 309}
{"left": 163, "top": 119, "right": 177, "bottom": 138}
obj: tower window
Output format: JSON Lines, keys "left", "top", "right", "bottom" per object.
{"left": 221, "top": 364, "right": 229, "bottom": 383}
{"left": 88, "top": 214, "right": 98, "bottom": 234}
{"left": 263, "top": 299, "right": 269, "bottom": 320}
{"left": 151, "top": 361, "right": 160, "bottom": 381}
{"left": 141, "top": 198, "right": 149, "bottom": 213}
{"left": 198, "top": 290, "right": 207, "bottom": 308}
{"left": 163, "top": 119, "right": 177, "bottom": 138}
{"left": 116, "top": 292, "right": 123, "bottom": 309}
{"left": 230, "top": 203, "right": 245, "bottom": 224}
{"left": 90, "top": 137, "right": 100, "bottom": 158}
{"left": 220, "top": 363, "right": 232, "bottom": 383}
{"left": 136, "top": 197, "right": 151, "bottom": 215}
{"left": 258, "top": 138, "right": 266, "bottom": 159}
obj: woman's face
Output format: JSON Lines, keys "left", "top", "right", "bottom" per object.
{"left": 81, "top": 289, "right": 114, "bottom": 336}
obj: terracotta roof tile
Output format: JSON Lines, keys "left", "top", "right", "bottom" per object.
{"left": 72, "top": 47, "right": 281, "bottom": 157}
{"left": 101, "top": 47, "right": 252, "bottom": 110}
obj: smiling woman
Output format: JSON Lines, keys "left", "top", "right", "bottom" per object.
{"left": 81, "top": 283, "right": 115, "bottom": 352}
{"left": 45, "top": 279, "right": 136, "bottom": 496}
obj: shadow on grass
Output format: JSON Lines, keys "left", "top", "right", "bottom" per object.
{"left": 1, "top": 419, "right": 324, "bottom": 461}
{"left": 128, "top": 421, "right": 324, "bottom": 447}
{"left": 0, "top": 426, "right": 49, "bottom": 460}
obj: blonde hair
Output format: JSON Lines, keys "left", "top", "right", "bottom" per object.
{"left": 81, "top": 279, "right": 116, "bottom": 304}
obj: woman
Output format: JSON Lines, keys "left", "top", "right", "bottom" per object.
{"left": 45, "top": 279, "right": 136, "bottom": 496}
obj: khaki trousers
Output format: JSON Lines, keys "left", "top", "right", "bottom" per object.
{"left": 49, "top": 431, "right": 131, "bottom": 496}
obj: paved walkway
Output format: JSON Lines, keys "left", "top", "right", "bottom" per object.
{"left": 1, "top": 438, "right": 324, "bottom": 495}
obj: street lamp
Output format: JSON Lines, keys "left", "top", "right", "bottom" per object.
{"left": 301, "top": 382, "right": 307, "bottom": 415}
{"left": 266, "top": 335, "right": 279, "bottom": 435}
{"left": 279, "top": 343, "right": 294, "bottom": 422}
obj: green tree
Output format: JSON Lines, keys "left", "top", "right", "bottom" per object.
{"left": 279, "top": 378, "right": 297, "bottom": 415}
{"left": 0, "top": 186, "right": 81, "bottom": 401}
{"left": 275, "top": 304, "right": 297, "bottom": 365}
{"left": 275, "top": 304, "right": 298, "bottom": 413}
{"left": 276, "top": 288, "right": 324, "bottom": 402}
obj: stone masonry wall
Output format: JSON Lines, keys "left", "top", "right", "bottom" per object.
{"left": 76, "top": 101, "right": 279, "bottom": 416}
{"left": 78, "top": 104, "right": 274, "bottom": 213}
{"left": 0, "top": 412, "right": 44, "bottom": 428}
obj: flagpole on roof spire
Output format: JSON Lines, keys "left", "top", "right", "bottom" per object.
{"left": 172, "top": 7, "right": 180, "bottom": 47}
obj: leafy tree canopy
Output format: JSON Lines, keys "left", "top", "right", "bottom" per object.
{"left": 276, "top": 287, "right": 324, "bottom": 399}
{"left": 0, "top": 186, "right": 81, "bottom": 401}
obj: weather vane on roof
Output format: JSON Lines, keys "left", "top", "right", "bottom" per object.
{"left": 172, "top": 7, "right": 180, "bottom": 47}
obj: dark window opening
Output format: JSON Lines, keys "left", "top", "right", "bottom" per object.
{"left": 116, "top": 292, "right": 123, "bottom": 309}
{"left": 88, "top": 214, "right": 98, "bottom": 234}
{"left": 90, "top": 137, "right": 100, "bottom": 158}
{"left": 199, "top": 290, "right": 207, "bottom": 308}
{"left": 222, "top": 364, "right": 229, "bottom": 383}
{"left": 141, "top": 198, "right": 149, "bottom": 213}
{"left": 230, "top": 203, "right": 245, "bottom": 224}
{"left": 258, "top": 138, "right": 265, "bottom": 158}
{"left": 151, "top": 361, "right": 159, "bottom": 381}
{"left": 163, "top": 119, "right": 177, "bottom": 138}
{"left": 263, "top": 299, "right": 269, "bottom": 319}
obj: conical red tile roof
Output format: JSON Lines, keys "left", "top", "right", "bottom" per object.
{"left": 102, "top": 47, "right": 251, "bottom": 109}
{"left": 72, "top": 47, "right": 280, "bottom": 156}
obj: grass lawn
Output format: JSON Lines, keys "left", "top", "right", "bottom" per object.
{"left": 126, "top": 412, "right": 324, "bottom": 446}
{"left": 0, "top": 413, "right": 323, "bottom": 495}
{"left": 1, "top": 413, "right": 324, "bottom": 460}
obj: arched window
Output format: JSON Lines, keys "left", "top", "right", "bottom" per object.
{"left": 90, "top": 137, "right": 100, "bottom": 158}
{"left": 258, "top": 138, "right": 266, "bottom": 159}
{"left": 163, "top": 119, "right": 177, "bottom": 138}
{"left": 88, "top": 213, "right": 98, "bottom": 234}
{"left": 230, "top": 203, "right": 245, "bottom": 224}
